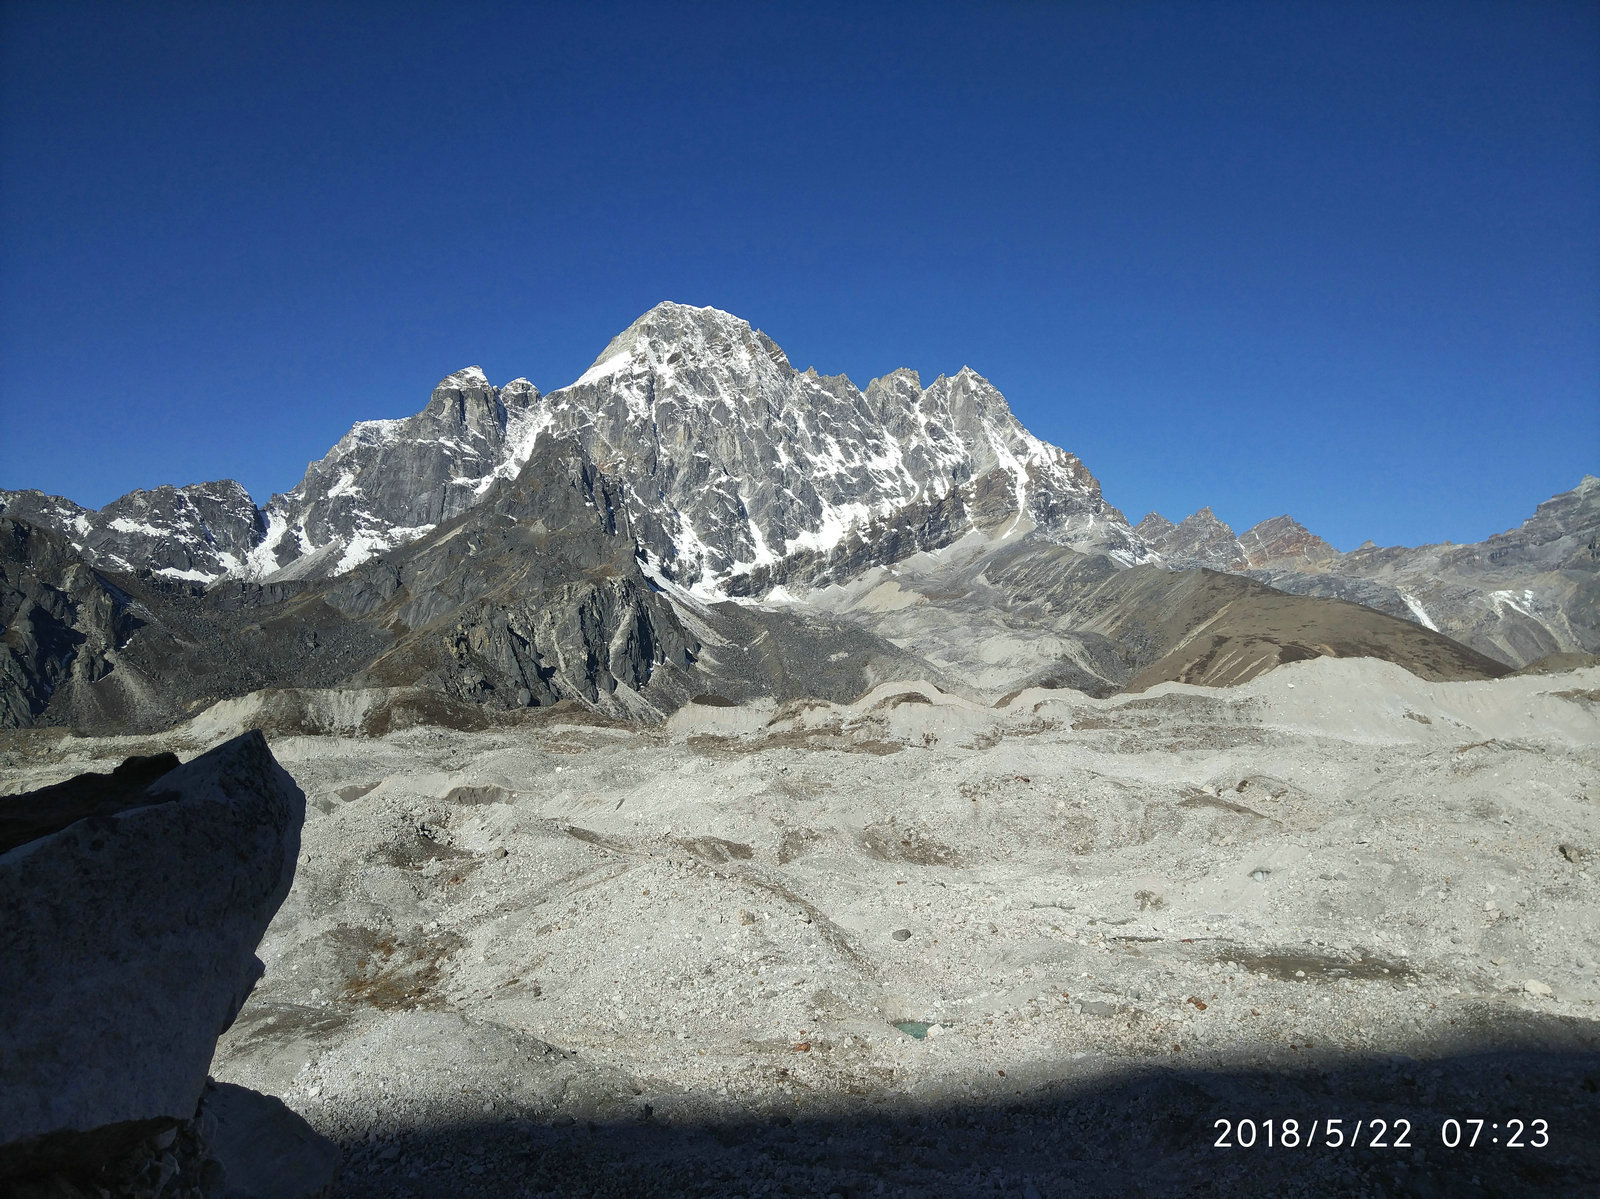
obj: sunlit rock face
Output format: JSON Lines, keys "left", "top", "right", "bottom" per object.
{"left": 244, "top": 367, "right": 546, "bottom": 582}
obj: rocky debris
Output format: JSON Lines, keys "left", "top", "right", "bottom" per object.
{"left": 2, "top": 657, "right": 1589, "bottom": 1196}
{"left": 1, "top": 1110, "right": 216, "bottom": 1199}
{"left": 797, "top": 532, "right": 1512, "bottom": 700}
{"left": 0, "top": 732, "right": 335, "bottom": 1198}
{"left": 0, "top": 1083, "right": 338, "bottom": 1199}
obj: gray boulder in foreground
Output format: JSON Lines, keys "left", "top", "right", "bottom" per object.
{"left": 0, "top": 731, "right": 304, "bottom": 1181}
{"left": 200, "top": 1082, "right": 342, "bottom": 1199}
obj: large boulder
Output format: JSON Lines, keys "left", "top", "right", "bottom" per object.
{"left": 0, "top": 732, "right": 305, "bottom": 1182}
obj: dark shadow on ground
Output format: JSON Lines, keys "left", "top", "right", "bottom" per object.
{"left": 327, "top": 1041, "right": 1600, "bottom": 1198}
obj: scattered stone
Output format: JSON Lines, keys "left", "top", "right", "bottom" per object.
{"left": 891, "top": 928, "right": 912, "bottom": 941}
{"left": 1524, "top": 979, "right": 1554, "bottom": 997}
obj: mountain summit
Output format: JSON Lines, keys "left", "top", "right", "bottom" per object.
{"left": 512, "top": 302, "right": 1146, "bottom": 594}
{"left": 2, "top": 305, "right": 1593, "bottom": 687}
{"left": 6, "top": 302, "right": 1146, "bottom": 594}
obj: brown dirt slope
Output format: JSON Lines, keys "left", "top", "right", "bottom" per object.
{"left": 1122, "top": 569, "right": 1513, "bottom": 692}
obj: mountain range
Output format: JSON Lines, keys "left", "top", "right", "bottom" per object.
{"left": 3, "top": 303, "right": 1594, "bottom": 731}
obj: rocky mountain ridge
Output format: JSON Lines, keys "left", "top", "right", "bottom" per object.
{"left": 1136, "top": 475, "right": 1600, "bottom": 665}
{"left": 2, "top": 304, "right": 1593, "bottom": 734}
{"left": 3, "top": 304, "right": 1149, "bottom": 596}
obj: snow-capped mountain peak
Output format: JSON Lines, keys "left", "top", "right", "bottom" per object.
{"left": 5, "top": 304, "right": 1149, "bottom": 589}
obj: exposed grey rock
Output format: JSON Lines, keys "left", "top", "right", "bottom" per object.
{"left": 200, "top": 1081, "right": 340, "bottom": 1199}
{"left": 1132, "top": 511, "right": 1175, "bottom": 542}
{"left": 515, "top": 305, "right": 1148, "bottom": 592}
{"left": 1, "top": 515, "right": 389, "bottom": 733}
{"left": 0, "top": 481, "right": 264, "bottom": 583}
{"left": 2, "top": 307, "right": 1592, "bottom": 726}
{"left": 5, "top": 306, "right": 1150, "bottom": 592}
{"left": 797, "top": 531, "right": 1511, "bottom": 699}
{"left": 324, "top": 434, "right": 698, "bottom": 715}
{"left": 1136, "top": 506, "right": 1245, "bottom": 570}
{"left": 0, "top": 732, "right": 305, "bottom": 1181}
{"left": 249, "top": 367, "right": 543, "bottom": 581}
{"left": 0, "top": 517, "right": 144, "bottom": 728}
{"left": 1235, "top": 513, "right": 1338, "bottom": 569}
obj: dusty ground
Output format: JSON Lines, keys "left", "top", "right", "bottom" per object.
{"left": 4, "top": 659, "right": 1599, "bottom": 1196}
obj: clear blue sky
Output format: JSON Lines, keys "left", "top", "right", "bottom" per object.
{"left": 2, "top": 1, "right": 1595, "bottom": 550}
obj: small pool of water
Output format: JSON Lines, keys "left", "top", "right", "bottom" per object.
{"left": 893, "top": 1021, "right": 936, "bottom": 1039}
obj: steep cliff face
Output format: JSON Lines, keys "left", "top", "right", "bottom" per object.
{"left": 2, "top": 306, "right": 1592, "bottom": 730}
{"left": 449, "top": 304, "right": 1147, "bottom": 594}
{"left": 341, "top": 436, "right": 699, "bottom": 715}
{"left": 0, "top": 518, "right": 140, "bottom": 728}
{"left": 248, "top": 367, "right": 545, "bottom": 580}
{"left": 7, "top": 305, "right": 1149, "bottom": 595}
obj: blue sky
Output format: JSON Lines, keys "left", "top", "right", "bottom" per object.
{"left": 2, "top": 0, "right": 1595, "bottom": 550}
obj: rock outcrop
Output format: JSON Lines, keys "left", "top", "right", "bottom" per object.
{"left": 1135, "top": 507, "right": 1246, "bottom": 570}
{"left": 0, "top": 731, "right": 336, "bottom": 1197}
{"left": 4, "top": 304, "right": 1151, "bottom": 592}
{"left": 246, "top": 367, "right": 545, "bottom": 581}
